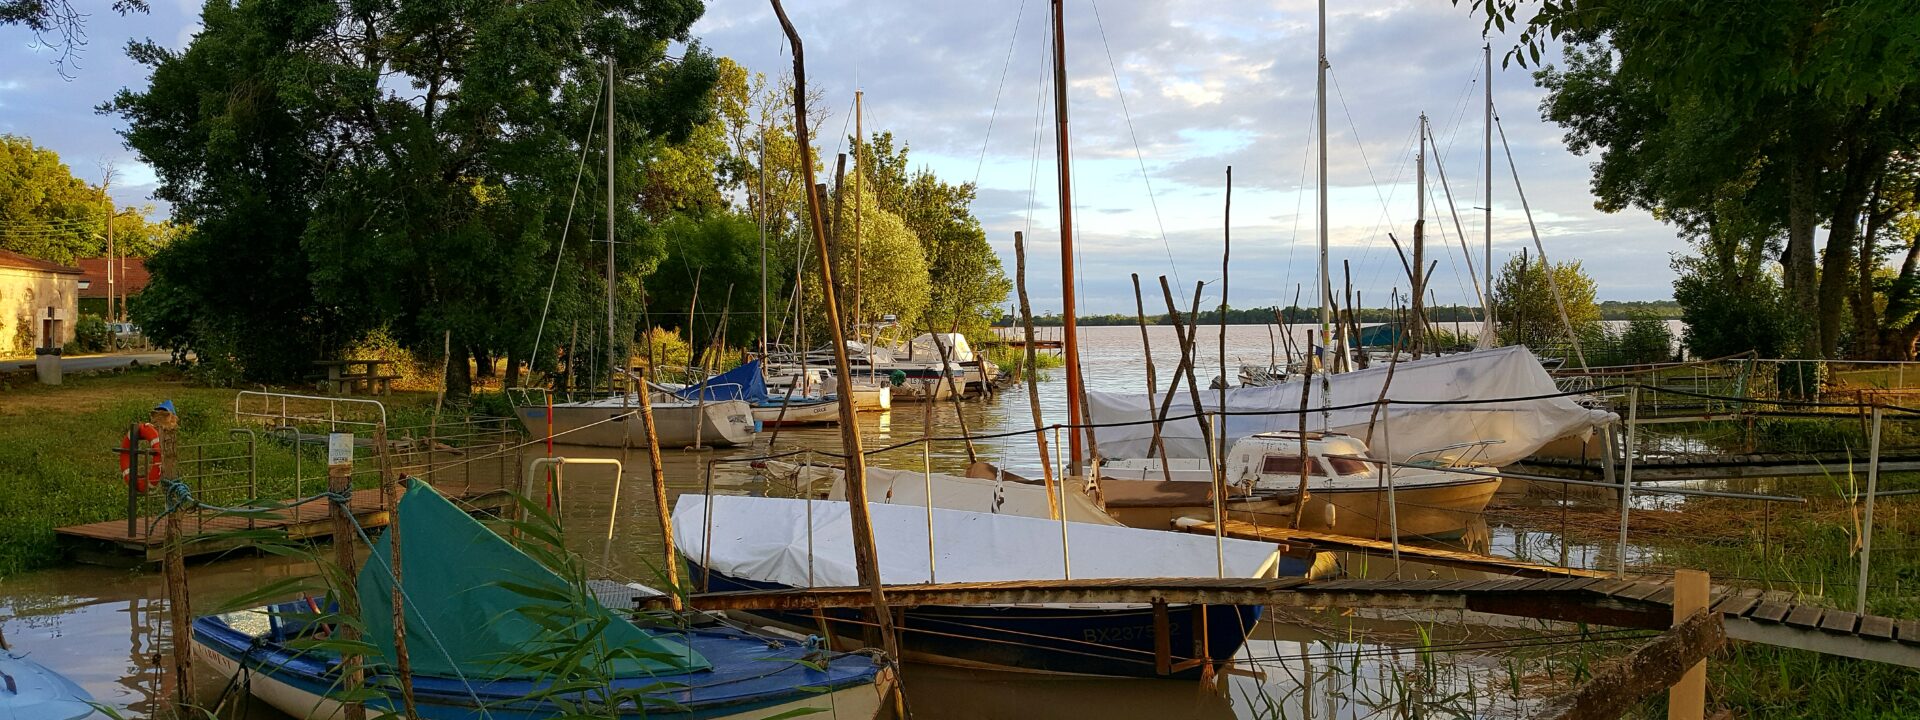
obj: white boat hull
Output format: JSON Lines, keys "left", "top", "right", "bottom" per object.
{"left": 752, "top": 398, "right": 841, "bottom": 426}
{"left": 518, "top": 399, "right": 755, "bottom": 448}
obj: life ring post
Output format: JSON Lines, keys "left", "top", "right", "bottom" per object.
{"left": 123, "top": 421, "right": 142, "bottom": 538}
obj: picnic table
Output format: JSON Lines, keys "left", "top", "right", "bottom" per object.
{"left": 314, "top": 359, "right": 399, "bottom": 395}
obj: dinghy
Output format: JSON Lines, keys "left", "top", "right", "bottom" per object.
{"left": 193, "top": 482, "right": 893, "bottom": 719}
{"left": 0, "top": 647, "right": 96, "bottom": 720}
{"left": 676, "top": 494, "right": 1306, "bottom": 678}
{"left": 678, "top": 360, "right": 840, "bottom": 427}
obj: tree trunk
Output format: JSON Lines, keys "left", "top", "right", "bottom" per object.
{"left": 1855, "top": 175, "right": 1888, "bottom": 358}
{"left": 504, "top": 347, "right": 522, "bottom": 388}
{"left": 445, "top": 343, "right": 472, "bottom": 398}
{"left": 1816, "top": 111, "right": 1881, "bottom": 358}
{"left": 1783, "top": 124, "right": 1822, "bottom": 358}
{"left": 473, "top": 346, "right": 497, "bottom": 378}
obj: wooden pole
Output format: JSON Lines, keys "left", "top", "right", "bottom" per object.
{"left": 1291, "top": 331, "right": 1314, "bottom": 529}
{"left": 1133, "top": 273, "right": 1157, "bottom": 392}
{"left": 927, "top": 317, "right": 978, "bottom": 462}
{"left": 326, "top": 432, "right": 367, "bottom": 720}
{"left": 1412, "top": 113, "right": 1427, "bottom": 358}
{"left": 1669, "top": 569, "right": 1709, "bottom": 720}
{"left": 155, "top": 407, "right": 194, "bottom": 712}
{"left": 770, "top": 0, "right": 899, "bottom": 662}
{"left": 375, "top": 425, "right": 417, "bottom": 718}
{"left": 1015, "top": 233, "right": 1058, "bottom": 519}
{"left": 1050, "top": 0, "right": 1086, "bottom": 469}
{"left": 1159, "top": 279, "right": 1218, "bottom": 494}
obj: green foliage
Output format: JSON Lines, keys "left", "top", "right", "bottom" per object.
{"left": 107, "top": 0, "right": 721, "bottom": 394}
{"left": 858, "top": 132, "right": 1010, "bottom": 335}
{"left": 649, "top": 212, "right": 766, "bottom": 354}
{"left": 0, "top": 135, "right": 110, "bottom": 264}
{"left": 70, "top": 314, "right": 111, "bottom": 353}
{"left": 1673, "top": 255, "right": 1791, "bottom": 358}
{"left": 1491, "top": 253, "right": 1601, "bottom": 349}
{"left": 1613, "top": 316, "right": 1675, "bottom": 365}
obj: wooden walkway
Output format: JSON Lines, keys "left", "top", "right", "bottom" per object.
{"left": 1185, "top": 519, "right": 1611, "bottom": 579}
{"left": 645, "top": 576, "right": 1920, "bottom": 668}
{"left": 1517, "top": 450, "right": 1920, "bottom": 482}
{"left": 56, "top": 486, "right": 514, "bottom": 564}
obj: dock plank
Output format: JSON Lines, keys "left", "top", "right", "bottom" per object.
{"left": 1820, "top": 611, "right": 1860, "bottom": 635}
{"left": 1751, "top": 602, "right": 1792, "bottom": 623}
{"left": 1710, "top": 594, "right": 1760, "bottom": 618}
{"left": 1896, "top": 620, "right": 1920, "bottom": 645}
{"left": 1784, "top": 605, "right": 1826, "bottom": 630}
{"left": 1858, "top": 616, "right": 1896, "bottom": 641}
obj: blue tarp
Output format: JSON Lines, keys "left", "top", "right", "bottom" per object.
{"left": 676, "top": 359, "right": 768, "bottom": 402}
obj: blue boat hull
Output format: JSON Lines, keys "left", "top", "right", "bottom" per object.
{"left": 691, "top": 563, "right": 1268, "bottom": 679}
{"left": 191, "top": 605, "right": 889, "bottom": 719}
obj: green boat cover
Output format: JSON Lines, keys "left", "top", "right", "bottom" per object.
{"left": 356, "top": 481, "right": 708, "bottom": 679}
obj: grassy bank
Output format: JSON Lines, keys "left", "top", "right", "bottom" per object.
{"left": 0, "top": 368, "right": 467, "bottom": 576}
{"left": 983, "top": 344, "right": 1064, "bottom": 381}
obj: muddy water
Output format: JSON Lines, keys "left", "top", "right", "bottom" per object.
{"left": 2, "top": 326, "right": 1539, "bottom": 719}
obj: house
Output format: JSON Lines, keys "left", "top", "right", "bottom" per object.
{"left": 0, "top": 249, "right": 84, "bottom": 356}
{"left": 76, "top": 256, "right": 149, "bottom": 319}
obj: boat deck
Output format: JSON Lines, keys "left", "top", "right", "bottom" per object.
{"left": 1183, "top": 519, "right": 1610, "bottom": 578}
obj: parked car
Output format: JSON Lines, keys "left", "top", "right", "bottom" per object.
{"left": 109, "top": 322, "right": 147, "bottom": 349}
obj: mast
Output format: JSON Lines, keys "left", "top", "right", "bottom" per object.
{"left": 1051, "top": 0, "right": 1085, "bottom": 466}
{"left": 1412, "top": 113, "right": 1426, "bottom": 357}
{"left": 1480, "top": 42, "right": 1495, "bottom": 348}
{"left": 1316, "top": 0, "right": 1331, "bottom": 367}
{"left": 607, "top": 55, "right": 622, "bottom": 403}
{"left": 854, "top": 91, "right": 864, "bottom": 345}
{"left": 758, "top": 136, "right": 768, "bottom": 359}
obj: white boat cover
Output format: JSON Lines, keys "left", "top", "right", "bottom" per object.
{"left": 673, "top": 494, "right": 1281, "bottom": 588}
{"left": 905, "top": 333, "right": 974, "bottom": 362}
{"left": 1085, "top": 346, "right": 1614, "bottom": 467}
{"left": 828, "top": 466, "right": 1123, "bottom": 526}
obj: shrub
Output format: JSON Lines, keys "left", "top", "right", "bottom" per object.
{"left": 71, "top": 314, "right": 112, "bottom": 353}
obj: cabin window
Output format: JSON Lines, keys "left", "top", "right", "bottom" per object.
{"left": 1261, "top": 455, "right": 1322, "bottom": 476}
{"left": 1325, "top": 457, "right": 1373, "bottom": 476}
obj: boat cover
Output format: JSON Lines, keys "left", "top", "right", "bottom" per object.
{"left": 1085, "top": 346, "right": 1614, "bottom": 466}
{"left": 827, "top": 465, "right": 1123, "bottom": 526}
{"left": 673, "top": 494, "right": 1281, "bottom": 588}
{"left": 676, "top": 360, "right": 769, "bottom": 402}
{"left": 358, "top": 481, "right": 708, "bottom": 679}
{"left": 905, "top": 333, "right": 974, "bottom": 362}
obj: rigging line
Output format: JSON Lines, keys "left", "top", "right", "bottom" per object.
{"left": 1429, "top": 179, "right": 1477, "bottom": 310}
{"left": 1358, "top": 121, "right": 1420, "bottom": 295}
{"left": 1280, "top": 97, "right": 1318, "bottom": 311}
{"left": 1087, "top": 0, "right": 1180, "bottom": 289}
{"left": 1021, "top": 22, "right": 1051, "bottom": 262}
{"left": 529, "top": 70, "right": 607, "bottom": 367}
{"left": 972, "top": 0, "right": 1031, "bottom": 186}
{"left": 1327, "top": 67, "right": 1412, "bottom": 294}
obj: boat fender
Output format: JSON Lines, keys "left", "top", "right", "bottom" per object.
{"left": 889, "top": 369, "right": 907, "bottom": 387}
{"left": 1321, "top": 501, "right": 1338, "bottom": 529}
{"left": 120, "top": 422, "right": 164, "bottom": 493}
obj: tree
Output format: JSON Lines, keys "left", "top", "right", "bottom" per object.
{"left": 857, "top": 131, "right": 1009, "bottom": 336}
{"left": 1491, "top": 252, "right": 1600, "bottom": 350}
{"left": 1, "top": 0, "right": 149, "bottom": 75}
{"left": 1672, "top": 254, "right": 1789, "bottom": 359}
{"left": 110, "top": 0, "right": 720, "bottom": 393}
{"left": 1495, "top": 0, "right": 1920, "bottom": 359}
{"left": 1615, "top": 315, "right": 1676, "bottom": 365}
{"left": 0, "top": 135, "right": 110, "bottom": 264}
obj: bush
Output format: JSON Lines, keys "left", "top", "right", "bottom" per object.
{"left": 71, "top": 314, "right": 112, "bottom": 353}
{"left": 1617, "top": 316, "right": 1676, "bottom": 364}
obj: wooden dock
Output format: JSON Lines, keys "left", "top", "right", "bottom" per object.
{"left": 1517, "top": 450, "right": 1920, "bottom": 482}
{"left": 56, "top": 485, "right": 514, "bottom": 564}
{"left": 1185, "top": 519, "right": 1611, "bottom": 579}
{"left": 645, "top": 576, "right": 1920, "bottom": 668}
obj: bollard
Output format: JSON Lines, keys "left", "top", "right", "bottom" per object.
{"left": 154, "top": 405, "right": 193, "bottom": 712}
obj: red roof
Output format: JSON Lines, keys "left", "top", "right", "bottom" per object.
{"left": 0, "top": 249, "right": 83, "bottom": 275}
{"left": 75, "top": 257, "right": 150, "bottom": 297}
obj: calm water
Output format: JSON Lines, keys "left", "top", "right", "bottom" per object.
{"left": 3, "top": 326, "right": 1548, "bottom": 719}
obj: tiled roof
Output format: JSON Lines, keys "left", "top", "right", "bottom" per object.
{"left": 75, "top": 257, "right": 150, "bottom": 297}
{"left": 0, "top": 249, "right": 84, "bottom": 275}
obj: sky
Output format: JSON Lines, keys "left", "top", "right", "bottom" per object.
{"left": 1, "top": 0, "right": 1686, "bottom": 316}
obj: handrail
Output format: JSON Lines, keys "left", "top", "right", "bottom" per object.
{"left": 525, "top": 457, "right": 624, "bottom": 540}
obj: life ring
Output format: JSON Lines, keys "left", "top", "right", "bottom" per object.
{"left": 120, "top": 423, "right": 163, "bottom": 493}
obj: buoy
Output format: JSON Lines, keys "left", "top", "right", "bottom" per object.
{"left": 120, "top": 423, "right": 163, "bottom": 493}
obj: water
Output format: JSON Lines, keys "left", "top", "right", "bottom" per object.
{"left": 2, "top": 325, "right": 1550, "bottom": 719}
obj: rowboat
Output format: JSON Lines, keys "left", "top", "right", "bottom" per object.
{"left": 675, "top": 494, "right": 1306, "bottom": 678}
{"left": 0, "top": 649, "right": 96, "bottom": 720}
{"left": 192, "top": 482, "right": 892, "bottom": 719}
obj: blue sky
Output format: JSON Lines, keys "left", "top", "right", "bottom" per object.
{"left": 1, "top": 0, "right": 1684, "bottom": 315}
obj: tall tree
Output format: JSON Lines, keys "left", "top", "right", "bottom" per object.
{"left": 111, "top": 0, "right": 719, "bottom": 392}
{"left": 1491, "top": 253, "right": 1600, "bottom": 350}
{"left": 0, "top": 135, "right": 112, "bottom": 264}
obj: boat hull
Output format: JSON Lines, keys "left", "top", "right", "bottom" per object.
{"left": 751, "top": 398, "right": 840, "bottom": 426}
{"left": 192, "top": 613, "right": 891, "bottom": 720}
{"left": 1108, "top": 478, "right": 1501, "bottom": 540}
{"left": 517, "top": 400, "right": 755, "bottom": 448}
{"left": 693, "top": 563, "right": 1262, "bottom": 679}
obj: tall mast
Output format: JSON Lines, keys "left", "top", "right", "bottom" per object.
{"left": 1316, "top": 0, "right": 1331, "bottom": 362}
{"left": 607, "top": 55, "right": 622, "bottom": 402}
{"left": 758, "top": 135, "right": 769, "bottom": 358}
{"left": 1051, "top": 0, "right": 1085, "bottom": 465}
{"left": 1413, "top": 113, "right": 1426, "bottom": 357}
{"left": 1480, "top": 42, "right": 1494, "bottom": 348}
{"left": 854, "top": 91, "right": 864, "bottom": 342}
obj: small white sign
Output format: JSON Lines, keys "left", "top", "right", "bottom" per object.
{"left": 328, "top": 432, "right": 354, "bottom": 468}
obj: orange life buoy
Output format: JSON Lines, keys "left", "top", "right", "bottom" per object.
{"left": 120, "top": 423, "right": 162, "bottom": 493}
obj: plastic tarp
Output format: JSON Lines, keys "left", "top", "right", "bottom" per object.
{"left": 826, "top": 465, "right": 1123, "bottom": 526}
{"left": 1084, "top": 346, "right": 1615, "bottom": 467}
{"left": 359, "top": 482, "right": 707, "bottom": 679}
{"left": 673, "top": 494, "right": 1281, "bottom": 588}
{"left": 905, "top": 333, "right": 974, "bottom": 363}
{"left": 676, "top": 359, "right": 768, "bottom": 403}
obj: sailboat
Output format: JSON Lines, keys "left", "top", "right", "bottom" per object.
{"left": 679, "top": 359, "right": 841, "bottom": 426}
{"left": 676, "top": 493, "right": 1306, "bottom": 678}
{"left": 511, "top": 57, "right": 755, "bottom": 449}
{"left": 0, "top": 631, "right": 96, "bottom": 720}
{"left": 191, "top": 481, "right": 895, "bottom": 719}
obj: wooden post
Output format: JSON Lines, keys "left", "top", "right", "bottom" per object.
{"left": 1669, "top": 569, "right": 1708, "bottom": 720}
{"left": 1015, "top": 233, "right": 1058, "bottom": 518}
{"left": 327, "top": 432, "right": 368, "bottom": 720}
{"left": 770, "top": 0, "right": 900, "bottom": 663}
{"left": 1291, "top": 331, "right": 1314, "bottom": 529}
{"left": 154, "top": 406, "right": 193, "bottom": 712}
{"left": 1858, "top": 406, "right": 1882, "bottom": 615}
{"left": 375, "top": 426, "right": 418, "bottom": 718}
{"left": 1160, "top": 279, "right": 1219, "bottom": 497}
{"left": 1050, "top": 0, "right": 1087, "bottom": 470}
{"left": 125, "top": 421, "right": 141, "bottom": 538}
{"left": 1132, "top": 274, "right": 1157, "bottom": 393}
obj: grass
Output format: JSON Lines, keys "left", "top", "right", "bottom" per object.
{"left": 0, "top": 366, "right": 497, "bottom": 576}
{"left": 982, "top": 343, "right": 1064, "bottom": 381}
